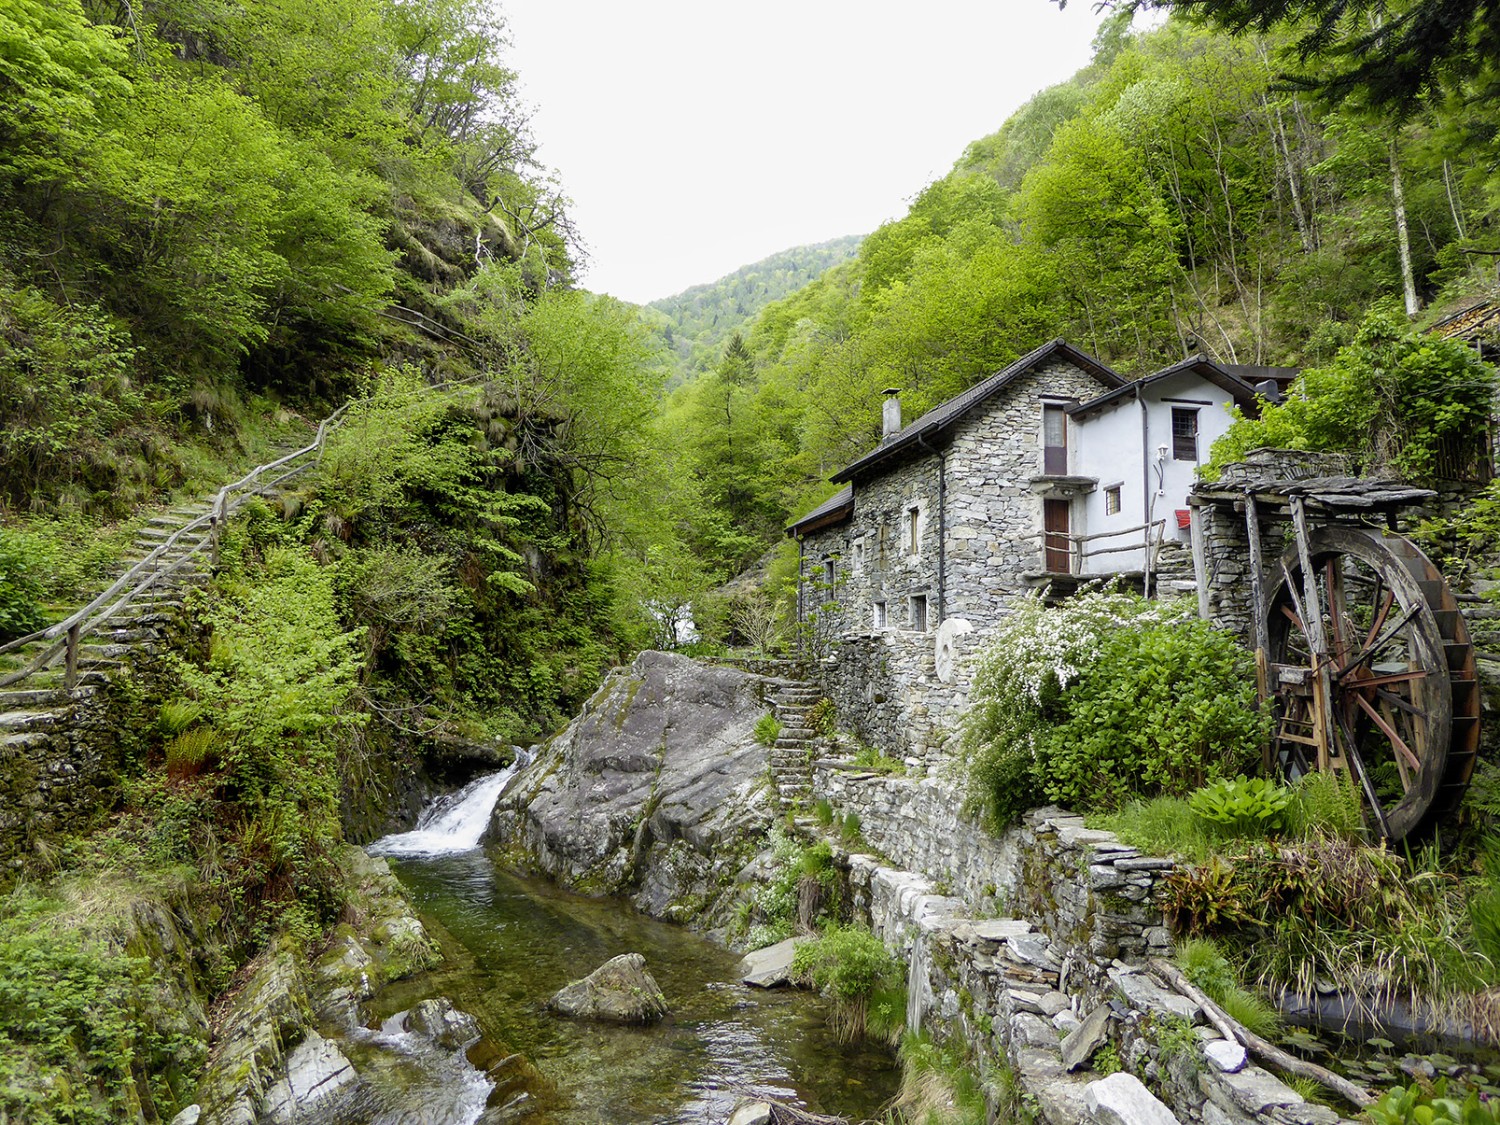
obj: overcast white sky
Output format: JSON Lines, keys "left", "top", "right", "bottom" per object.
{"left": 500, "top": 1, "right": 1107, "bottom": 305}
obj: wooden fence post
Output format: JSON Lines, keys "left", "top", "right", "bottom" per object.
{"left": 65, "top": 623, "right": 80, "bottom": 691}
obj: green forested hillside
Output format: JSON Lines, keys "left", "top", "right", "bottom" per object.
{"left": 657, "top": 13, "right": 1500, "bottom": 588}
{"left": 646, "top": 235, "right": 864, "bottom": 385}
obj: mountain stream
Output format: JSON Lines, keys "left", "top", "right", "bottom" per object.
{"left": 366, "top": 767, "right": 899, "bottom": 1124}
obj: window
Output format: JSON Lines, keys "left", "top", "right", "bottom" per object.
{"left": 1043, "top": 405, "right": 1068, "bottom": 474}
{"left": 1172, "top": 408, "right": 1199, "bottom": 462}
{"left": 873, "top": 600, "right": 887, "bottom": 628}
{"left": 1104, "top": 485, "right": 1122, "bottom": 515}
{"left": 906, "top": 506, "right": 920, "bottom": 555}
{"left": 852, "top": 537, "right": 866, "bottom": 572}
{"left": 909, "top": 595, "right": 928, "bottom": 633}
{"left": 823, "top": 559, "right": 837, "bottom": 586}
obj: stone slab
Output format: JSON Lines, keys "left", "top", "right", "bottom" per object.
{"left": 1085, "top": 1072, "right": 1182, "bottom": 1125}
{"left": 738, "top": 938, "right": 801, "bottom": 987}
{"left": 1061, "top": 1004, "right": 1112, "bottom": 1072}
{"left": 1210, "top": 1066, "right": 1305, "bottom": 1114}
{"left": 1113, "top": 973, "right": 1201, "bottom": 1023}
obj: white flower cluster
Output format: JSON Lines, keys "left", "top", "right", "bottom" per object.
{"left": 972, "top": 587, "right": 1189, "bottom": 707}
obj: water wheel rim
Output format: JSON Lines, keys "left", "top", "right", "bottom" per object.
{"left": 1264, "top": 525, "right": 1453, "bottom": 841}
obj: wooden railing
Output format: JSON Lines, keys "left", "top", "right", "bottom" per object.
{"left": 1022, "top": 519, "right": 1167, "bottom": 576}
{"left": 0, "top": 377, "right": 486, "bottom": 691}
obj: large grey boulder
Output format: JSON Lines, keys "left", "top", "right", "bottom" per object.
{"left": 491, "top": 651, "right": 779, "bottom": 928}
{"left": 547, "top": 953, "right": 670, "bottom": 1024}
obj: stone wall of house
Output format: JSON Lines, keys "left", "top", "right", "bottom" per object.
{"left": 942, "top": 361, "right": 1109, "bottom": 628}
{"left": 796, "top": 358, "right": 1113, "bottom": 760}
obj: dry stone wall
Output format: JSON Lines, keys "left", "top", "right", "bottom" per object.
{"left": 806, "top": 761, "right": 1357, "bottom": 1125}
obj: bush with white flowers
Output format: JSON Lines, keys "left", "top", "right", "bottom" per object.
{"left": 962, "top": 588, "right": 1266, "bottom": 829}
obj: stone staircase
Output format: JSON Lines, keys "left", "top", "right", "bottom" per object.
{"left": 766, "top": 680, "right": 824, "bottom": 803}
{"left": 0, "top": 500, "right": 215, "bottom": 754}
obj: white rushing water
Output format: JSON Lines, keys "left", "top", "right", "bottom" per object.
{"left": 367, "top": 755, "right": 525, "bottom": 859}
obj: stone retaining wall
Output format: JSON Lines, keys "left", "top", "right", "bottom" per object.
{"left": 810, "top": 764, "right": 1355, "bottom": 1125}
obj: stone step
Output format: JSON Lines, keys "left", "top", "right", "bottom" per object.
{"left": 0, "top": 687, "right": 70, "bottom": 710}
{"left": 24, "top": 670, "right": 108, "bottom": 691}
{"left": 1, "top": 731, "right": 52, "bottom": 751}
{"left": 0, "top": 709, "right": 69, "bottom": 732}
{"left": 77, "top": 643, "right": 136, "bottom": 661}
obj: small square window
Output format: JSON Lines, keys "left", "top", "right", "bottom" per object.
{"left": 1172, "top": 408, "right": 1199, "bottom": 461}
{"left": 910, "top": 595, "right": 928, "bottom": 633}
{"left": 873, "top": 600, "right": 887, "bottom": 628}
{"left": 1105, "top": 486, "right": 1121, "bottom": 515}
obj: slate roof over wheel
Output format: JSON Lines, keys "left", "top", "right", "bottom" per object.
{"left": 829, "top": 338, "right": 1124, "bottom": 484}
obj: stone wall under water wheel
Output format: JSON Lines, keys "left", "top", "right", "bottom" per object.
{"left": 809, "top": 758, "right": 1358, "bottom": 1125}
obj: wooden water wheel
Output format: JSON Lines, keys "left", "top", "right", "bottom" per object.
{"left": 1264, "top": 522, "right": 1481, "bottom": 840}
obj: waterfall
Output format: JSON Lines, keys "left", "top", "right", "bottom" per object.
{"left": 368, "top": 753, "right": 527, "bottom": 859}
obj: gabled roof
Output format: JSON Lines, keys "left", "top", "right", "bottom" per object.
{"left": 1066, "top": 355, "right": 1269, "bottom": 421}
{"left": 786, "top": 485, "right": 853, "bottom": 537}
{"left": 829, "top": 339, "right": 1124, "bottom": 484}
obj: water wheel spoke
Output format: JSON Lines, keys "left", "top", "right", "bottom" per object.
{"left": 1373, "top": 686, "right": 1423, "bottom": 718}
{"left": 1335, "top": 604, "right": 1422, "bottom": 678}
{"left": 1325, "top": 558, "right": 1355, "bottom": 668}
{"left": 1345, "top": 669, "right": 1428, "bottom": 691}
{"left": 1363, "top": 585, "right": 1393, "bottom": 651}
{"left": 1279, "top": 602, "right": 1306, "bottom": 635}
{"left": 1351, "top": 691, "right": 1423, "bottom": 776}
{"left": 1332, "top": 706, "right": 1393, "bottom": 839}
{"left": 1379, "top": 699, "right": 1415, "bottom": 793}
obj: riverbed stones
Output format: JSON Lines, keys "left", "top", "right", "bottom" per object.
{"left": 403, "top": 997, "right": 482, "bottom": 1050}
{"left": 547, "top": 953, "right": 669, "bottom": 1024}
{"left": 1085, "top": 1072, "right": 1182, "bottom": 1125}
{"left": 727, "top": 1101, "right": 773, "bottom": 1125}
{"left": 739, "top": 937, "right": 801, "bottom": 987}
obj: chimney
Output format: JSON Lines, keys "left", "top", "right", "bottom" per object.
{"left": 1254, "top": 378, "right": 1283, "bottom": 404}
{"left": 881, "top": 388, "right": 902, "bottom": 440}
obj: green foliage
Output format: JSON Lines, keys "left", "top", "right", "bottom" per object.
{"left": 813, "top": 798, "right": 835, "bottom": 827}
{"left": 840, "top": 812, "right": 864, "bottom": 846}
{"left": 1175, "top": 937, "right": 1281, "bottom": 1039}
{"left": 965, "top": 591, "right": 1267, "bottom": 827}
{"left": 1093, "top": 1043, "right": 1124, "bottom": 1076}
{"left": 791, "top": 923, "right": 906, "bottom": 1043}
{"left": 754, "top": 714, "right": 782, "bottom": 748}
{"left": 0, "top": 889, "right": 198, "bottom": 1124}
{"left": 807, "top": 697, "right": 837, "bottom": 737}
{"left": 1206, "top": 307, "right": 1498, "bottom": 482}
{"left": 745, "top": 827, "right": 839, "bottom": 948}
{"left": 1189, "top": 776, "right": 1293, "bottom": 836}
{"left": 0, "top": 529, "right": 47, "bottom": 641}
{"left": 1369, "top": 1080, "right": 1500, "bottom": 1125}
{"left": 895, "top": 1031, "right": 992, "bottom": 1125}
{"left": 1286, "top": 770, "right": 1366, "bottom": 840}
{"left": 164, "top": 545, "right": 365, "bottom": 941}
{"left": 646, "top": 235, "right": 863, "bottom": 386}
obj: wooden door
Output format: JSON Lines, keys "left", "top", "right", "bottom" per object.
{"left": 1043, "top": 499, "right": 1071, "bottom": 573}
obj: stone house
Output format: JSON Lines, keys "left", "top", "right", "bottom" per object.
{"left": 785, "top": 338, "right": 1281, "bottom": 759}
